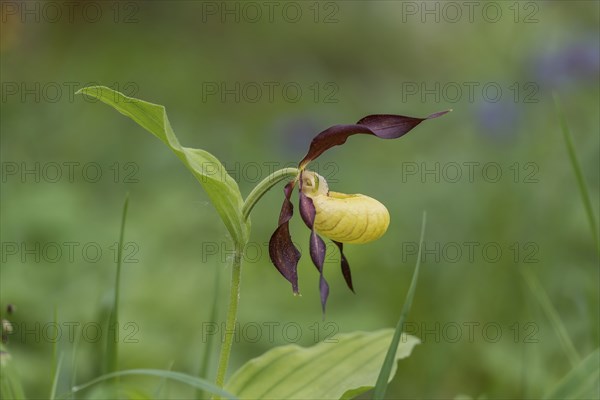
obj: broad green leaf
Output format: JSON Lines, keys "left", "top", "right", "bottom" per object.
{"left": 77, "top": 86, "right": 249, "bottom": 244}
{"left": 71, "top": 369, "right": 237, "bottom": 399}
{"left": 225, "top": 330, "right": 420, "bottom": 400}
{"left": 545, "top": 348, "right": 600, "bottom": 400}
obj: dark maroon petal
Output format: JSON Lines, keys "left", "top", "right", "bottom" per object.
{"left": 334, "top": 241, "right": 354, "bottom": 293}
{"left": 355, "top": 114, "right": 427, "bottom": 139}
{"left": 269, "top": 181, "right": 301, "bottom": 294}
{"left": 310, "top": 232, "right": 326, "bottom": 270}
{"left": 299, "top": 190, "right": 315, "bottom": 227}
{"left": 299, "top": 189, "right": 330, "bottom": 313}
{"left": 311, "top": 231, "right": 329, "bottom": 313}
{"left": 279, "top": 181, "right": 295, "bottom": 224}
{"left": 298, "top": 172, "right": 317, "bottom": 228}
{"left": 299, "top": 110, "right": 450, "bottom": 168}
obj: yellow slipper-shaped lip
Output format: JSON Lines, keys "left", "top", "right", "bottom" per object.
{"left": 311, "top": 191, "right": 390, "bottom": 244}
{"left": 301, "top": 171, "right": 390, "bottom": 244}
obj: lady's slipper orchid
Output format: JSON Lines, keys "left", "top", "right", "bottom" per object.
{"left": 269, "top": 110, "right": 449, "bottom": 312}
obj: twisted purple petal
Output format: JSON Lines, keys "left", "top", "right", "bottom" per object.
{"left": 299, "top": 189, "right": 330, "bottom": 314}
{"left": 269, "top": 181, "right": 301, "bottom": 294}
{"left": 333, "top": 241, "right": 354, "bottom": 293}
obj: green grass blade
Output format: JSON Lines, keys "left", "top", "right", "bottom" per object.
{"left": 0, "top": 344, "right": 27, "bottom": 400}
{"left": 153, "top": 361, "right": 175, "bottom": 399}
{"left": 50, "top": 306, "right": 59, "bottom": 398}
{"left": 71, "top": 369, "right": 238, "bottom": 399}
{"left": 106, "top": 193, "right": 130, "bottom": 377}
{"left": 373, "top": 211, "right": 427, "bottom": 400}
{"left": 522, "top": 268, "right": 580, "bottom": 367}
{"left": 197, "top": 266, "right": 222, "bottom": 399}
{"left": 68, "top": 326, "right": 81, "bottom": 399}
{"left": 50, "top": 354, "right": 63, "bottom": 400}
{"left": 544, "top": 348, "right": 600, "bottom": 399}
{"left": 554, "top": 93, "right": 600, "bottom": 255}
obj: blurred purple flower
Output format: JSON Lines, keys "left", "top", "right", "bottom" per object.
{"left": 475, "top": 99, "right": 521, "bottom": 140}
{"left": 533, "top": 38, "right": 600, "bottom": 88}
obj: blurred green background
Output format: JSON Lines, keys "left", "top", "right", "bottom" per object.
{"left": 1, "top": 1, "right": 599, "bottom": 399}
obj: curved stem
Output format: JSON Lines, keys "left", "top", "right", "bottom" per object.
{"left": 213, "top": 246, "right": 242, "bottom": 398}
{"left": 213, "top": 167, "right": 300, "bottom": 398}
{"left": 241, "top": 167, "right": 300, "bottom": 220}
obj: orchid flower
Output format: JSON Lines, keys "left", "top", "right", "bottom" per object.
{"left": 269, "top": 110, "right": 450, "bottom": 312}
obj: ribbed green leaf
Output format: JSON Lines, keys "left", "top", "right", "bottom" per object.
{"left": 545, "top": 348, "right": 600, "bottom": 400}
{"left": 77, "top": 86, "right": 249, "bottom": 244}
{"left": 225, "top": 330, "right": 419, "bottom": 400}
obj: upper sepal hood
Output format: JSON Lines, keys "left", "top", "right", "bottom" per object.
{"left": 299, "top": 110, "right": 450, "bottom": 168}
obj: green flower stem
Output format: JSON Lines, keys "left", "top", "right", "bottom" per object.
{"left": 213, "top": 168, "right": 299, "bottom": 397}
{"left": 213, "top": 245, "right": 242, "bottom": 398}
{"left": 241, "top": 167, "right": 300, "bottom": 220}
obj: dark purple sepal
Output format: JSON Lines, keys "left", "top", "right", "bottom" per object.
{"left": 269, "top": 181, "right": 301, "bottom": 294}
{"left": 333, "top": 241, "right": 354, "bottom": 293}
{"left": 311, "top": 231, "right": 329, "bottom": 313}
{"left": 299, "top": 110, "right": 450, "bottom": 168}
{"left": 278, "top": 181, "right": 295, "bottom": 225}
{"left": 298, "top": 191, "right": 315, "bottom": 227}
{"left": 299, "top": 190, "right": 330, "bottom": 313}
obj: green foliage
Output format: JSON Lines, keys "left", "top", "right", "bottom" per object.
{"left": 197, "top": 266, "right": 221, "bottom": 400}
{"left": 49, "top": 354, "right": 62, "bottom": 400}
{"left": 106, "top": 194, "right": 129, "bottom": 378}
{"left": 84, "top": 385, "right": 154, "bottom": 400}
{"left": 554, "top": 94, "right": 600, "bottom": 255}
{"left": 544, "top": 348, "right": 600, "bottom": 399}
{"left": 373, "top": 211, "right": 427, "bottom": 399}
{"left": 76, "top": 86, "right": 250, "bottom": 245}
{"left": 522, "top": 268, "right": 580, "bottom": 367}
{"left": 3, "top": 6, "right": 599, "bottom": 397}
{"left": 225, "top": 330, "right": 419, "bottom": 400}
{"left": 71, "top": 369, "right": 237, "bottom": 399}
{"left": 0, "top": 344, "right": 26, "bottom": 400}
